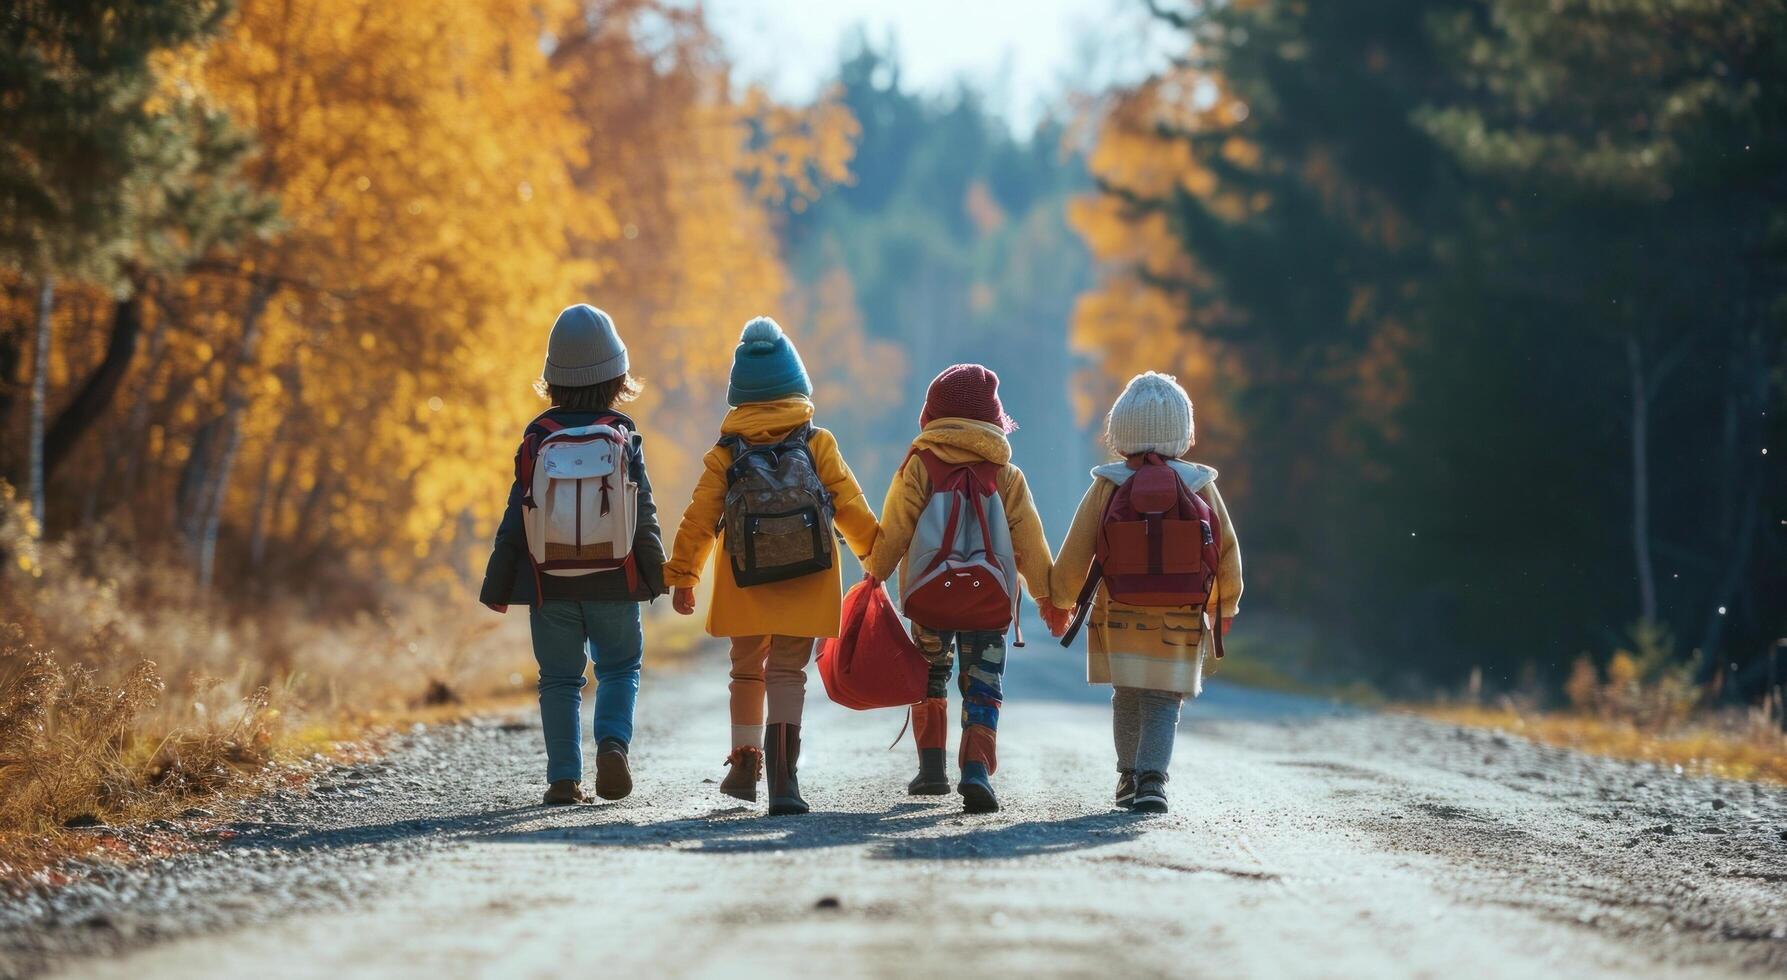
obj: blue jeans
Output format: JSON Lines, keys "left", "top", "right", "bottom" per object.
{"left": 529, "top": 600, "right": 643, "bottom": 782}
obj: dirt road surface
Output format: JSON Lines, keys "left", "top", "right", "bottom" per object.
{"left": 3, "top": 630, "right": 1784, "bottom": 979}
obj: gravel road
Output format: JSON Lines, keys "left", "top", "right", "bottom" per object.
{"left": 3, "top": 633, "right": 1784, "bottom": 979}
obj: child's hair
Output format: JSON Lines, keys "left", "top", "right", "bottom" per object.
{"left": 533, "top": 373, "right": 643, "bottom": 412}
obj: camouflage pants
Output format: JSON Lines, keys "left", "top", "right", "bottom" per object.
{"left": 912, "top": 626, "right": 1006, "bottom": 734}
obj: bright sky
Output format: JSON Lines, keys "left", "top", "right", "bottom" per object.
{"left": 704, "top": 0, "right": 1175, "bottom": 133}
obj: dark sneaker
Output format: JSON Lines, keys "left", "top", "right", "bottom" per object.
{"left": 543, "top": 779, "right": 591, "bottom": 805}
{"left": 907, "top": 747, "right": 950, "bottom": 796}
{"left": 1115, "top": 769, "right": 1137, "bottom": 809}
{"left": 958, "top": 761, "right": 999, "bottom": 813}
{"left": 720, "top": 746, "right": 762, "bottom": 802}
{"left": 1132, "top": 771, "right": 1168, "bottom": 814}
{"left": 593, "top": 738, "right": 632, "bottom": 801}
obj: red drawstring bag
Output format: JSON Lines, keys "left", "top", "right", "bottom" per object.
{"left": 817, "top": 576, "right": 929, "bottom": 710}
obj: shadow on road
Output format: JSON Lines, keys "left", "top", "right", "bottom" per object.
{"left": 239, "top": 800, "right": 1147, "bottom": 862}
{"left": 487, "top": 801, "right": 1146, "bottom": 860}
{"left": 866, "top": 811, "right": 1144, "bottom": 860}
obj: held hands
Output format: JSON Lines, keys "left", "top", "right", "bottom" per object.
{"left": 672, "top": 587, "right": 697, "bottom": 616}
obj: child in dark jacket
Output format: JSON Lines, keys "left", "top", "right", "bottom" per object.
{"left": 481, "top": 304, "right": 666, "bottom": 805}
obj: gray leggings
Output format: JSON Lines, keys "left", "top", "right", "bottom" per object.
{"left": 1113, "top": 686, "right": 1185, "bottom": 774}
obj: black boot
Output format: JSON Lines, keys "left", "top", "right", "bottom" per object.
{"left": 766, "top": 723, "right": 809, "bottom": 816}
{"left": 1132, "top": 771, "right": 1168, "bottom": 814}
{"left": 907, "top": 747, "right": 950, "bottom": 796}
{"left": 957, "top": 762, "right": 998, "bottom": 813}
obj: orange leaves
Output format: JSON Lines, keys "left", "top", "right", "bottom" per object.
{"left": 61, "top": 0, "right": 852, "bottom": 587}
{"left": 738, "top": 84, "right": 859, "bottom": 208}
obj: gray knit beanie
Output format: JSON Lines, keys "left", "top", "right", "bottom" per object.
{"left": 542, "top": 304, "right": 628, "bottom": 387}
{"left": 1105, "top": 371, "right": 1194, "bottom": 457}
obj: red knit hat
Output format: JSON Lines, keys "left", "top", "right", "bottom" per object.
{"left": 919, "top": 363, "right": 1016, "bottom": 433}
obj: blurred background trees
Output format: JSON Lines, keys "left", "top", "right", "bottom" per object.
{"left": 776, "top": 38, "right": 1095, "bottom": 529}
{"left": 2, "top": 0, "right": 1780, "bottom": 705}
{"left": 1079, "top": 0, "right": 1785, "bottom": 697}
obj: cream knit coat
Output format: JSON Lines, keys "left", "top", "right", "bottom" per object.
{"left": 1049, "top": 460, "right": 1242, "bottom": 696}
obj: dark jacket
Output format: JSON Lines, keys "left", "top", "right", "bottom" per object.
{"left": 479, "top": 408, "right": 667, "bottom": 605}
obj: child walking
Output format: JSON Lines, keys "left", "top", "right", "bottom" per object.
{"left": 1049, "top": 372, "right": 1242, "bottom": 814}
{"left": 481, "top": 304, "right": 667, "bottom": 805}
{"left": 665, "top": 317, "right": 880, "bottom": 816}
{"left": 865, "top": 364, "right": 1064, "bottom": 813}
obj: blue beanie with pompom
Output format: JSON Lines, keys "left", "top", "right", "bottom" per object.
{"left": 727, "top": 316, "right": 812, "bottom": 406}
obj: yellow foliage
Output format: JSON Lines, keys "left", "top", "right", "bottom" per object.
{"left": 26, "top": 0, "right": 863, "bottom": 588}
{"left": 1565, "top": 654, "right": 1600, "bottom": 711}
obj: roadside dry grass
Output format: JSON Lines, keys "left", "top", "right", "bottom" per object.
{"left": 1423, "top": 703, "right": 1787, "bottom": 784}
{"left": 0, "top": 489, "right": 702, "bottom": 884}
{"left": 1421, "top": 631, "right": 1787, "bottom": 784}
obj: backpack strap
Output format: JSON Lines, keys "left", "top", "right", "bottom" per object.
{"left": 1059, "top": 559, "right": 1103, "bottom": 647}
{"left": 781, "top": 422, "right": 814, "bottom": 449}
{"left": 1065, "top": 472, "right": 1136, "bottom": 647}
{"left": 912, "top": 448, "right": 948, "bottom": 487}
{"left": 920, "top": 473, "right": 968, "bottom": 578}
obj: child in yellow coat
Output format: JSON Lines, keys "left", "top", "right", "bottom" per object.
{"left": 664, "top": 317, "right": 880, "bottom": 815}
{"left": 864, "top": 364, "right": 1065, "bottom": 813}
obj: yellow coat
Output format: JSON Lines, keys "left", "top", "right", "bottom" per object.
{"left": 1049, "top": 460, "right": 1242, "bottom": 696}
{"left": 863, "top": 418, "right": 1054, "bottom": 607}
{"left": 663, "top": 397, "right": 879, "bottom": 639}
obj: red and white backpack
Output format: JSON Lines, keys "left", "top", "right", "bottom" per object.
{"left": 899, "top": 450, "right": 1021, "bottom": 638}
{"left": 517, "top": 413, "right": 639, "bottom": 593}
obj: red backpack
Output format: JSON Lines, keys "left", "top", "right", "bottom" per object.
{"left": 1061, "top": 452, "right": 1224, "bottom": 658}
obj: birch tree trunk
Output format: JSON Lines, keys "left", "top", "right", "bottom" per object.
{"left": 27, "top": 276, "right": 54, "bottom": 536}
{"left": 195, "top": 279, "right": 274, "bottom": 590}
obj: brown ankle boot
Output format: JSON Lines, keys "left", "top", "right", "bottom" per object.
{"left": 592, "top": 738, "right": 632, "bottom": 801}
{"left": 765, "top": 723, "right": 809, "bottom": 816}
{"left": 543, "top": 779, "right": 591, "bottom": 805}
{"left": 720, "top": 746, "right": 762, "bottom": 802}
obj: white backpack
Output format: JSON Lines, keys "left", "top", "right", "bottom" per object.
{"left": 899, "top": 450, "right": 1021, "bottom": 636}
{"left": 519, "top": 415, "right": 638, "bottom": 578}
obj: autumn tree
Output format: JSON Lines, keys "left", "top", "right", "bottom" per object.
{"left": 4, "top": 0, "right": 860, "bottom": 604}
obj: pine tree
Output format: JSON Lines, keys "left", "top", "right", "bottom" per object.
{"left": 0, "top": 0, "right": 269, "bottom": 532}
{"left": 1082, "top": 0, "right": 1787, "bottom": 691}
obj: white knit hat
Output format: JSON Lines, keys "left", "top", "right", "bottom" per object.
{"left": 1105, "top": 371, "right": 1194, "bottom": 457}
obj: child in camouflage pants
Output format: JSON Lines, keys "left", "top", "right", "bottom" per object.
{"left": 865, "top": 365, "right": 1064, "bottom": 813}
